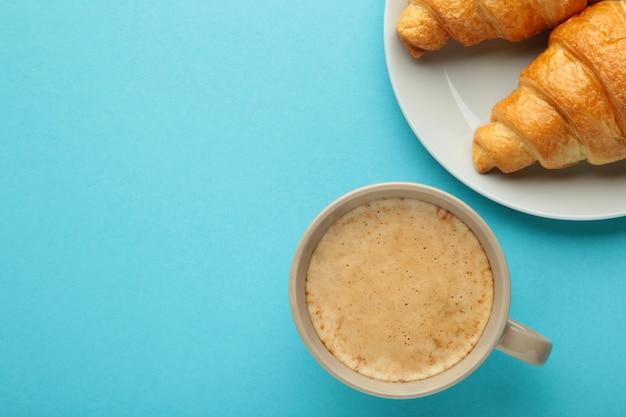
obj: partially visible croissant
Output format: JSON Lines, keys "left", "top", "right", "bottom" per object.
{"left": 396, "top": 0, "right": 595, "bottom": 59}
{"left": 472, "top": 1, "right": 626, "bottom": 174}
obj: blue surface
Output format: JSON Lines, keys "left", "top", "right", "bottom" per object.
{"left": 2, "top": 1, "right": 626, "bottom": 416}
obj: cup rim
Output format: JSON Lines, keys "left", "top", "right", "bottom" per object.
{"left": 289, "top": 182, "right": 511, "bottom": 399}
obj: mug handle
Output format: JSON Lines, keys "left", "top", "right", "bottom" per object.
{"left": 495, "top": 319, "right": 553, "bottom": 365}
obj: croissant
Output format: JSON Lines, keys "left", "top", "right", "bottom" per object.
{"left": 472, "top": 1, "right": 626, "bottom": 174}
{"left": 396, "top": 0, "right": 595, "bottom": 59}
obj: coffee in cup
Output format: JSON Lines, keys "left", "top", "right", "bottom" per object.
{"left": 290, "top": 183, "right": 552, "bottom": 398}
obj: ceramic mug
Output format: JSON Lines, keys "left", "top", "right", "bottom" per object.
{"left": 289, "top": 182, "right": 552, "bottom": 399}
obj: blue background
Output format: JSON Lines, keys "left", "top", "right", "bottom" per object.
{"left": 2, "top": 1, "right": 625, "bottom": 416}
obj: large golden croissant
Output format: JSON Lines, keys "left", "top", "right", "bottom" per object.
{"left": 472, "top": 1, "right": 626, "bottom": 174}
{"left": 396, "top": 0, "right": 594, "bottom": 59}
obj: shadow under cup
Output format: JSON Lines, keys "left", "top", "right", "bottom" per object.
{"left": 289, "top": 182, "right": 548, "bottom": 399}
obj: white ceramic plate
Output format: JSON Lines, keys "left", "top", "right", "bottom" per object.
{"left": 384, "top": 0, "right": 626, "bottom": 220}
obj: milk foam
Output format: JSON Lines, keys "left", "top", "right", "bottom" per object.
{"left": 305, "top": 198, "right": 494, "bottom": 382}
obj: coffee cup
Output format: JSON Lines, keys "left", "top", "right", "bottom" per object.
{"left": 289, "top": 182, "right": 551, "bottom": 399}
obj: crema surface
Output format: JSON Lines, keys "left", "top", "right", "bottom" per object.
{"left": 306, "top": 198, "right": 494, "bottom": 382}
